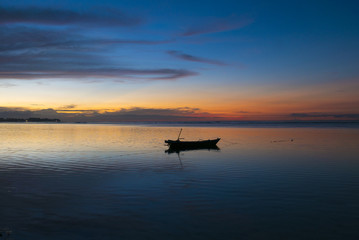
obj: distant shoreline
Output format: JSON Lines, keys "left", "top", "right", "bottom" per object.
{"left": 1, "top": 120, "right": 359, "bottom": 128}
{"left": 0, "top": 118, "right": 61, "bottom": 123}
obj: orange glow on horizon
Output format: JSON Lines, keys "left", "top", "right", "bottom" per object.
{"left": 1, "top": 79, "right": 358, "bottom": 121}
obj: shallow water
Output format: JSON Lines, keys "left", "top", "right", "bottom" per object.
{"left": 0, "top": 124, "right": 358, "bottom": 239}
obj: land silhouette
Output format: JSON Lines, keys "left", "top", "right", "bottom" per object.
{"left": 0, "top": 118, "right": 61, "bottom": 123}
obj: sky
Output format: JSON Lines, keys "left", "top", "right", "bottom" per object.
{"left": 0, "top": 0, "right": 358, "bottom": 122}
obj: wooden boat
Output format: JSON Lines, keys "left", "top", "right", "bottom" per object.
{"left": 165, "top": 129, "right": 220, "bottom": 149}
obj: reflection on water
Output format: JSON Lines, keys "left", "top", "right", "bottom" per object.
{"left": 165, "top": 146, "right": 220, "bottom": 154}
{"left": 0, "top": 123, "right": 359, "bottom": 239}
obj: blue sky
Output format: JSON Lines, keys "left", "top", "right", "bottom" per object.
{"left": 0, "top": 0, "right": 358, "bottom": 121}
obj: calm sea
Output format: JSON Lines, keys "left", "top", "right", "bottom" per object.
{"left": 0, "top": 123, "right": 358, "bottom": 239}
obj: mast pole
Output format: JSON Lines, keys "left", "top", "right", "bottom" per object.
{"left": 177, "top": 128, "right": 183, "bottom": 141}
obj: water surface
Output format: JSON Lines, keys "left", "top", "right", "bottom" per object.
{"left": 1, "top": 124, "right": 358, "bottom": 239}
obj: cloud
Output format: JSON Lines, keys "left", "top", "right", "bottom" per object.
{"left": 290, "top": 113, "right": 359, "bottom": 119}
{"left": 0, "top": 106, "right": 222, "bottom": 122}
{"left": 0, "top": 82, "right": 16, "bottom": 88}
{"left": 78, "top": 107, "right": 220, "bottom": 122}
{"left": 0, "top": 6, "right": 142, "bottom": 27}
{"left": 0, "top": 26, "right": 172, "bottom": 54}
{"left": 0, "top": 107, "right": 34, "bottom": 118}
{"left": 167, "top": 50, "right": 227, "bottom": 66}
{"left": 61, "top": 104, "right": 77, "bottom": 109}
{"left": 181, "top": 16, "right": 253, "bottom": 37}
{"left": 0, "top": 26, "right": 193, "bottom": 81}
{"left": 94, "top": 39, "right": 174, "bottom": 45}
{"left": 0, "top": 68, "right": 197, "bottom": 81}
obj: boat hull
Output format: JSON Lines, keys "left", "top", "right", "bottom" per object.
{"left": 165, "top": 138, "right": 220, "bottom": 150}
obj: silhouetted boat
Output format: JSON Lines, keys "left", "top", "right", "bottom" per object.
{"left": 165, "top": 128, "right": 221, "bottom": 150}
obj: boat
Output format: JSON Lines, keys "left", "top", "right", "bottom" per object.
{"left": 165, "top": 138, "right": 221, "bottom": 149}
{"left": 165, "top": 128, "right": 221, "bottom": 150}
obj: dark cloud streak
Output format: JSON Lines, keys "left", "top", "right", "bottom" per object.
{"left": 0, "top": 68, "right": 197, "bottom": 81}
{"left": 0, "top": 6, "right": 142, "bottom": 27}
{"left": 167, "top": 50, "right": 227, "bottom": 66}
{"left": 61, "top": 104, "right": 77, "bottom": 109}
{"left": 181, "top": 16, "right": 253, "bottom": 37}
{"left": 0, "top": 27, "right": 171, "bottom": 53}
{"left": 0, "top": 26, "right": 195, "bottom": 81}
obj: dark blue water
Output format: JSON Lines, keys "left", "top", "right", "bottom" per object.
{"left": 0, "top": 124, "right": 358, "bottom": 239}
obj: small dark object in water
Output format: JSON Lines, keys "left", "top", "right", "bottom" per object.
{"left": 165, "top": 138, "right": 221, "bottom": 149}
{"left": 165, "top": 128, "right": 220, "bottom": 150}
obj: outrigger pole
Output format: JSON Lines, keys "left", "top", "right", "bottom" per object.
{"left": 177, "top": 128, "right": 183, "bottom": 141}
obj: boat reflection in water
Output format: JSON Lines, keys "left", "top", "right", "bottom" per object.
{"left": 165, "top": 145, "right": 220, "bottom": 154}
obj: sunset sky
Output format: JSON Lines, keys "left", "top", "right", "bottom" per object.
{"left": 0, "top": 0, "right": 358, "bottom": 122}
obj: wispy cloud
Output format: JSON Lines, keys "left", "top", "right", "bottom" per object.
{"left": 0, "top": 6, "right": 142, "bottom": 27}
{"left": 0, "top": 6, "right": 249, "bottom": 83}
{"left": 61, "top": 104, "right": 77, "bottom": 109}
{"left": 236, "top": 110, "right": 262, "bottom": 114}
{"left": 0, "top": 26, "right": 172, "bottom": 53}
{"left": 0, "top": 68, "right": 197, "bottom": 81}
{"left": 181, "top": 15, "right": 253, "bottom": 37}
{"left": 167, "top": 50, "right": 227, "bottom": 66}
{"left": 0, "top": 82, "right": 16, "bottom": 88}
{"left": 0, "top": 26, "right": 195, "bottom": 81}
